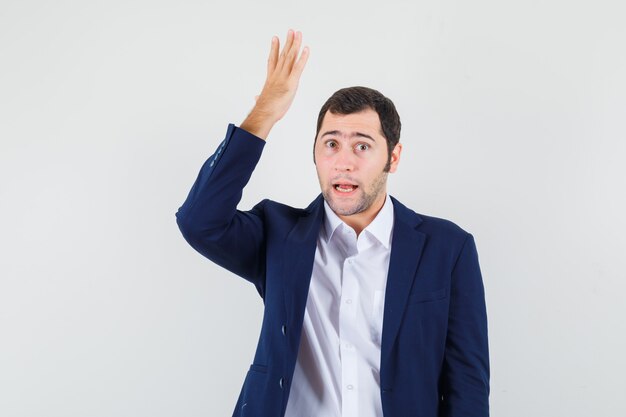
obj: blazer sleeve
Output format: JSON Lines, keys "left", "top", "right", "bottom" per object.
{"left": 175, "top": 124, "right": 268, "bottom": 295}
{"left": 440, "top": 233, "right": 490, "bottom": 416}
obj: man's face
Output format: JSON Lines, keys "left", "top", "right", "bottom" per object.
{"left": 314, "top": 109, "right": 401, "bottom": 226}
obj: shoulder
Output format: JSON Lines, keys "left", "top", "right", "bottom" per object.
{"left": 391, "top": 197, "right": 478, "bottom": 269}
{"left": 390, "top": 196, "right": 472, "bottom": 253}
{"left": 417, "top": 212, "right": 469, "bottom": 238}
{"left": 254, "top": 194, "right": 322, "bottom": 217}
{"left": 251, "top": 194, "right": 324, "bottom": 232}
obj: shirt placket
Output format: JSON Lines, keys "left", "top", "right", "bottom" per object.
{"left": 339, "top": 227, "right": 359, "bottom": 417}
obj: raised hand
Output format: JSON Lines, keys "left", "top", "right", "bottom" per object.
{"left": 240, "top": 29, "right": 310, "bottom": 140}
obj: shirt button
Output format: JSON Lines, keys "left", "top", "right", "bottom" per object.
{"left": 347, "top": 384, "right": 354, "bottom": 390}
{"left": 346, "top": 299, "right": 352, "bottom": 304}
{"left": 281, "top": 325, "right": 286, "bottom": 335}
{"left": 279, "top": 378, "right": 284, "bottom": 389}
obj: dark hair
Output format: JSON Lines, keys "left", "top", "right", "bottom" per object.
{"left": 314, "top": 86, "right": 401, "bottom": 171}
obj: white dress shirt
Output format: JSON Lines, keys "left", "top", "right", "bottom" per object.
{"left": 284, "top": 194, "right": 394, "bottom": 417}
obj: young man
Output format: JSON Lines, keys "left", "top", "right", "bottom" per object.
{"left": 176, "top": 30, "right": 489, "bottom": 417}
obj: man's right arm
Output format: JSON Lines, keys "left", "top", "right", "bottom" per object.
{"left": 175, "top": 30, "right": 309, "bottom": 290}
{"left": 176, "top": 124, "right": 268, "bottom": 287}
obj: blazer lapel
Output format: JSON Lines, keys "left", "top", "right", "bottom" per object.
{"left": 281, "top": 195, "right": 325, "bottom": 331}
{"left": 380, "top": 197, "right": 426, "bottom": 369}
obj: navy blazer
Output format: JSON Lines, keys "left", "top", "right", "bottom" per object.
{"left": 176, "top": 124, "right": 490, "bottom": 417}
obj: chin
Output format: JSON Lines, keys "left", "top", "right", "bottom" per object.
{"left": 331, "top": 205, "right": 360, "bottom": 216}
{"left": 324, "top": 193, "right": 365, "bottom": 217}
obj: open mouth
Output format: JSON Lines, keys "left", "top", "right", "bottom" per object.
{"left": 333, "top": 183, "right": 358, "bottom": 193}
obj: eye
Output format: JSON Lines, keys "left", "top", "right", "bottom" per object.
{"left": 355, "top": 143, "right": 370, "bottom": 151}
{"left": 325, "top": 140, "right": 337, "bottom": 148}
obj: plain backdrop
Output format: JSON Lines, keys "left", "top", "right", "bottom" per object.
{"left": 1, "top": 0, "right": 625, "bottom": 416}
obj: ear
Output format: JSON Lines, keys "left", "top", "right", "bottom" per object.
{"left": 388, "top": 142, "right": 402, "bottom": 173}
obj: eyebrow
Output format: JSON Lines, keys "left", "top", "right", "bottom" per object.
{"left": 320, "top": 130, "right": 376, "bottom": 142}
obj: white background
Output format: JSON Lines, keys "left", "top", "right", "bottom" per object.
{"left": 1, "top": 0, "right": 625, "bottom": 416}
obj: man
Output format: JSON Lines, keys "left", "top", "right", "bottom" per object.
{"left": 176, "top": 29, "right": 489, "bottom": 417}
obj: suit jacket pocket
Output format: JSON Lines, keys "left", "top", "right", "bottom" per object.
{"left": 240, "top": 364, "right": 273, "bottom": 417}
{"left": 408, "top": 287, "right": 448, "bottom": 304}
{"left": 248, "top": 364, "right": 268, "bottom": 374}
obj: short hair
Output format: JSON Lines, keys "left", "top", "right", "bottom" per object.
{"left": 314, "top": 86, "right": 401, "bottom": 171}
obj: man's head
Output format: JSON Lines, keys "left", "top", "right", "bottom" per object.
{"left": 313, "top": 86, "right": 402, "bottom": 232}
{"left": 314, "top": 86, "right": 402, "bottom": 171}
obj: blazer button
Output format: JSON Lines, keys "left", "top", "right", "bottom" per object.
{"left": 281, "top": 325, "right": 286, "bottom": 336}
{"left": 279, "top": 377, "right": 284, "bottom": 389}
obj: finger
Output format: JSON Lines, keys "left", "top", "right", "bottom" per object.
{"left": 266, "top": 36, "right": 279, "bottom": 76}
{"left": 284, "top": 31, "right": 303, "bottom": 73}
{"left": 278, "top": 30, "right": 302, "bottom": 76}
{"left": 276, "top": 29, "right": 294, "bottom": 71}
{"left": 280, "top": 29, "right": 295, "bottom": 57}
{"left": 291, "top": 45, "right": 310, "bottom": 81}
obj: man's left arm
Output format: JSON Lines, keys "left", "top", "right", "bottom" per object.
{"left": 440, "top": 233, "right": 490, "bottom": 416}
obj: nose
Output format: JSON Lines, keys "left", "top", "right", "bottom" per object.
{"left": 334, "top": 148, "right": 356, "bottom": 172}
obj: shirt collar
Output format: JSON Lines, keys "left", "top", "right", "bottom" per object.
{"left": 322, "top": 194, "right": 394, "bottom": 249}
